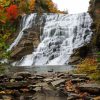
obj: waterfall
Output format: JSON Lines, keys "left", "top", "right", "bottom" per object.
{"left": 11, "top": 13, "right": 93, "bottom": 66}
{"left": 7, "top": 14, "right": 37, "bottom": 51}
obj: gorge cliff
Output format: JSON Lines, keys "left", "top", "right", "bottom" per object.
{"left": 89, "top": 0, "right": 100, "bottom": 51}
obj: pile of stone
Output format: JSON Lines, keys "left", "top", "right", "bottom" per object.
{"left": 0, "top": 71, "right": 100, "bottom": 100}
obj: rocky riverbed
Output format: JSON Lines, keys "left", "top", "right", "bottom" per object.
{"left": 0, "top": 71, "right": 100, "bottom": 100}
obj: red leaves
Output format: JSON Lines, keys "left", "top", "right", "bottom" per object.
{"left": 6, "top": 4, "right": 18, "bottom": 22}
{"left": 0, "top": 5, "right": 3, "bottom": 10}
{"left": 0, "top": 4, "right": 18, "bottom": 23}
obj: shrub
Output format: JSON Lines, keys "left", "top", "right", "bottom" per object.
{"left": 76, "top": 57, "right": 100, "bottom": 81}
{"left": 0, "top": 5, "right": 7, "bottom": 23}
{"left": 19, "top": 0, "right": 29, "bottom": 14}
{"left": 29, "top": 0, "right": 35, "bottom": 12}
{"left": 6, "top": 4, "right": 18, "bottom": 22}
{"left": 76, "top": 58, "right": 97, "bottom": 73}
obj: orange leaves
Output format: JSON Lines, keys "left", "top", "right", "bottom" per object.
{"left": 29, "top": 0, "right": 35, "bottom": 12}
{"left": 65, "top": 80, "right": 76, "bottom": 92}
{"left": 76, "top": 57, "right": 97, "bottom": 74}
{"left": 0, "top": 5, "right": 3, "bottom": 10}
{"left": 0, "top": 5, "right": 7, "bottom": 23}
{"left": 18, "top": 0, "right": 29, "bottom": 14}
{"left": 80, "top": 58, "right": 97, "bottom": 66}
{"left": 6, "top": 5, "right": 18, "bottom": 22}
{"left": 46, "top": 0, "right": 58, "bottom": 13}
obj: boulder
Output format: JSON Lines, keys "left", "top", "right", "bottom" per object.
{"left": 67, "top": 93, "right": 80, "bottom": 100}
{"left": 93, "top": 96, "right": 100, "bottom": 100}
{"left": 0, "top": 81, "right": 27, "bottom": 89}
{"left": 43, "top": 78, "right": 53, "bottom": 82}
{"left": 51, "top": 79, "right": 66, "bottom": 87}
{"left": 68, "top": 57, "right": 80, "bottom": 64}
{"left": 72, "top": 74, "right": 89, "bottom": 79}
{"left": 2, "top": 95, "right": 12, "bottom": 100}
{"left": 71, "top": 78, "right": 86, "bottom": 83}
{"left": 13, "top": 72, "right": 31, "bottom": 78}
{"left": 11, "top": 76, "right": 24, "bottom": 81}
{"left": 77, "top": 83, "right": 100, "bottom": 94}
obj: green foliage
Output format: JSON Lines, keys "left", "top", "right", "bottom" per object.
{"left": 76, "top": 58, "right": 100, "bottom": 82}
{"left": 0, "top": 0, "right": 21, "bottom": 60}
{"left": 97, "top": 58, "right": 100, "bottom": 62}
{"left": 0, "top": 33, "right": 11, "bottom": 59}
{"left": 0, "top": 0, "right": 10, "bottom": 7}
{"left": 0, "top": 64, "right": 8, "bottom": 74}
{"left": 90, "top": 70, "right": 100, "bottom": 81}
{"left": 0, "top": 66, "right": 6, "bottom": 74}
{"left": 96, "top": 51, "right": 100, "bottom": 62}
{"left": 96, "top": 52, "right": 100, "bottom": 55}
{"left": 19, "top": 0, "right": 29, "bottom": 14}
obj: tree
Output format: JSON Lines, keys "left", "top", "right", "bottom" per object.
{"left": 29, "top": 0, "right": 35, "bottom": 12}
{"left": 6, "top": 4, "right": 18, "bottom": 22}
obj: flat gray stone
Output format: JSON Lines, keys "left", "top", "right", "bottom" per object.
{"left": 51, "top": 79, "right": 66, "bottom": 87}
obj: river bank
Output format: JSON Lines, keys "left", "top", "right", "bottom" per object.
{"left": 0, "top": 68, "right": 100, "bottom": 100}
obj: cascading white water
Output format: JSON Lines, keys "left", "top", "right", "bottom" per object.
{"left": 10, "top": 13, "right": 93, "bottom": 66}
{"left": 7, "top": 14, "right": 37, "bottom": 51}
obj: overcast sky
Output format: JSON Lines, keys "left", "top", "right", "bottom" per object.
{"left": 52, "top": 0, "right": 90, "bottom": 14}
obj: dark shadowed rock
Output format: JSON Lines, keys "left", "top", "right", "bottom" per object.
{"left": 71, "top": 78, "right": 86, "bottom": 83}
{"left": 11, "top": 76, "right": 24, "bottom": 81}
{"left": 13, "top": 72, "right": 31, "bottom": 78}
{"left": 67, "top": 93, "right": 80, "bottom": 100}
{"left": 72, "top": 74, "right": 89, "bottom": 79}
{"left": 0, "top": 81, "right": 28, "bottom": 89}
{"left": 77, "top": 83, "right": 100, "bottom": 94}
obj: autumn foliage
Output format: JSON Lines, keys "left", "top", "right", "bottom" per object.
{"left": 0, "top": 5, "right": 6, "bottom": 23}
{"left": 76, "top": 57, "right": 97, "bottom": 74}
{"left": 0, "top": 0, "right": 66, "bottom": 59}
{"left": 28, "top": 0, "right": 65, "bottom": 13}
{"left": 75, "top": 57, "right": 100, "bottom": 81}
{"left": 41, "top": 0, "right": 63, "bottom": 13}
{"left": 6, "top": 5, "right": 18, "bottom": 22}
{"left": 45, "top": 0, "right": 57, "bottom": 13}
{"left": 0, "top": 0, "right": 65, "bottom": 23}
{"left": 29, "top": 0, "right": 36, "bottom": 12}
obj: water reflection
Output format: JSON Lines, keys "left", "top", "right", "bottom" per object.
{"left": 8, "top": 65, "right": 73, "bottom": 75}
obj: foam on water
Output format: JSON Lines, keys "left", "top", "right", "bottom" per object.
{"left": 9, "top": 13, "right": 93, "bottom": 66}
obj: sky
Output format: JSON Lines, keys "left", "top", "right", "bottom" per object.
{"left": 52, "top": 0, "right": 90, "bottom": 14}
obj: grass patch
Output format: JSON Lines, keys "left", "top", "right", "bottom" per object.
{"left": 0, "top": 64, "right": 8, "bottom": 74}
{"left": 75, "top": 57, "right": 100, "bottom": 82}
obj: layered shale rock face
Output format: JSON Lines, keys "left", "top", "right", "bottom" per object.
{"left": 9, "top": 14, "right": 41, "bottom": 60}
{"left": 88, "top": 0, "right": 100, "bottom": 51}
{"left": 8, "top": 13, "right": 93, "bottom": 66}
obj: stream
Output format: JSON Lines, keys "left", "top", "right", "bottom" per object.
{"left": 5, "top": 65, "right": 74, "bottom": 75}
